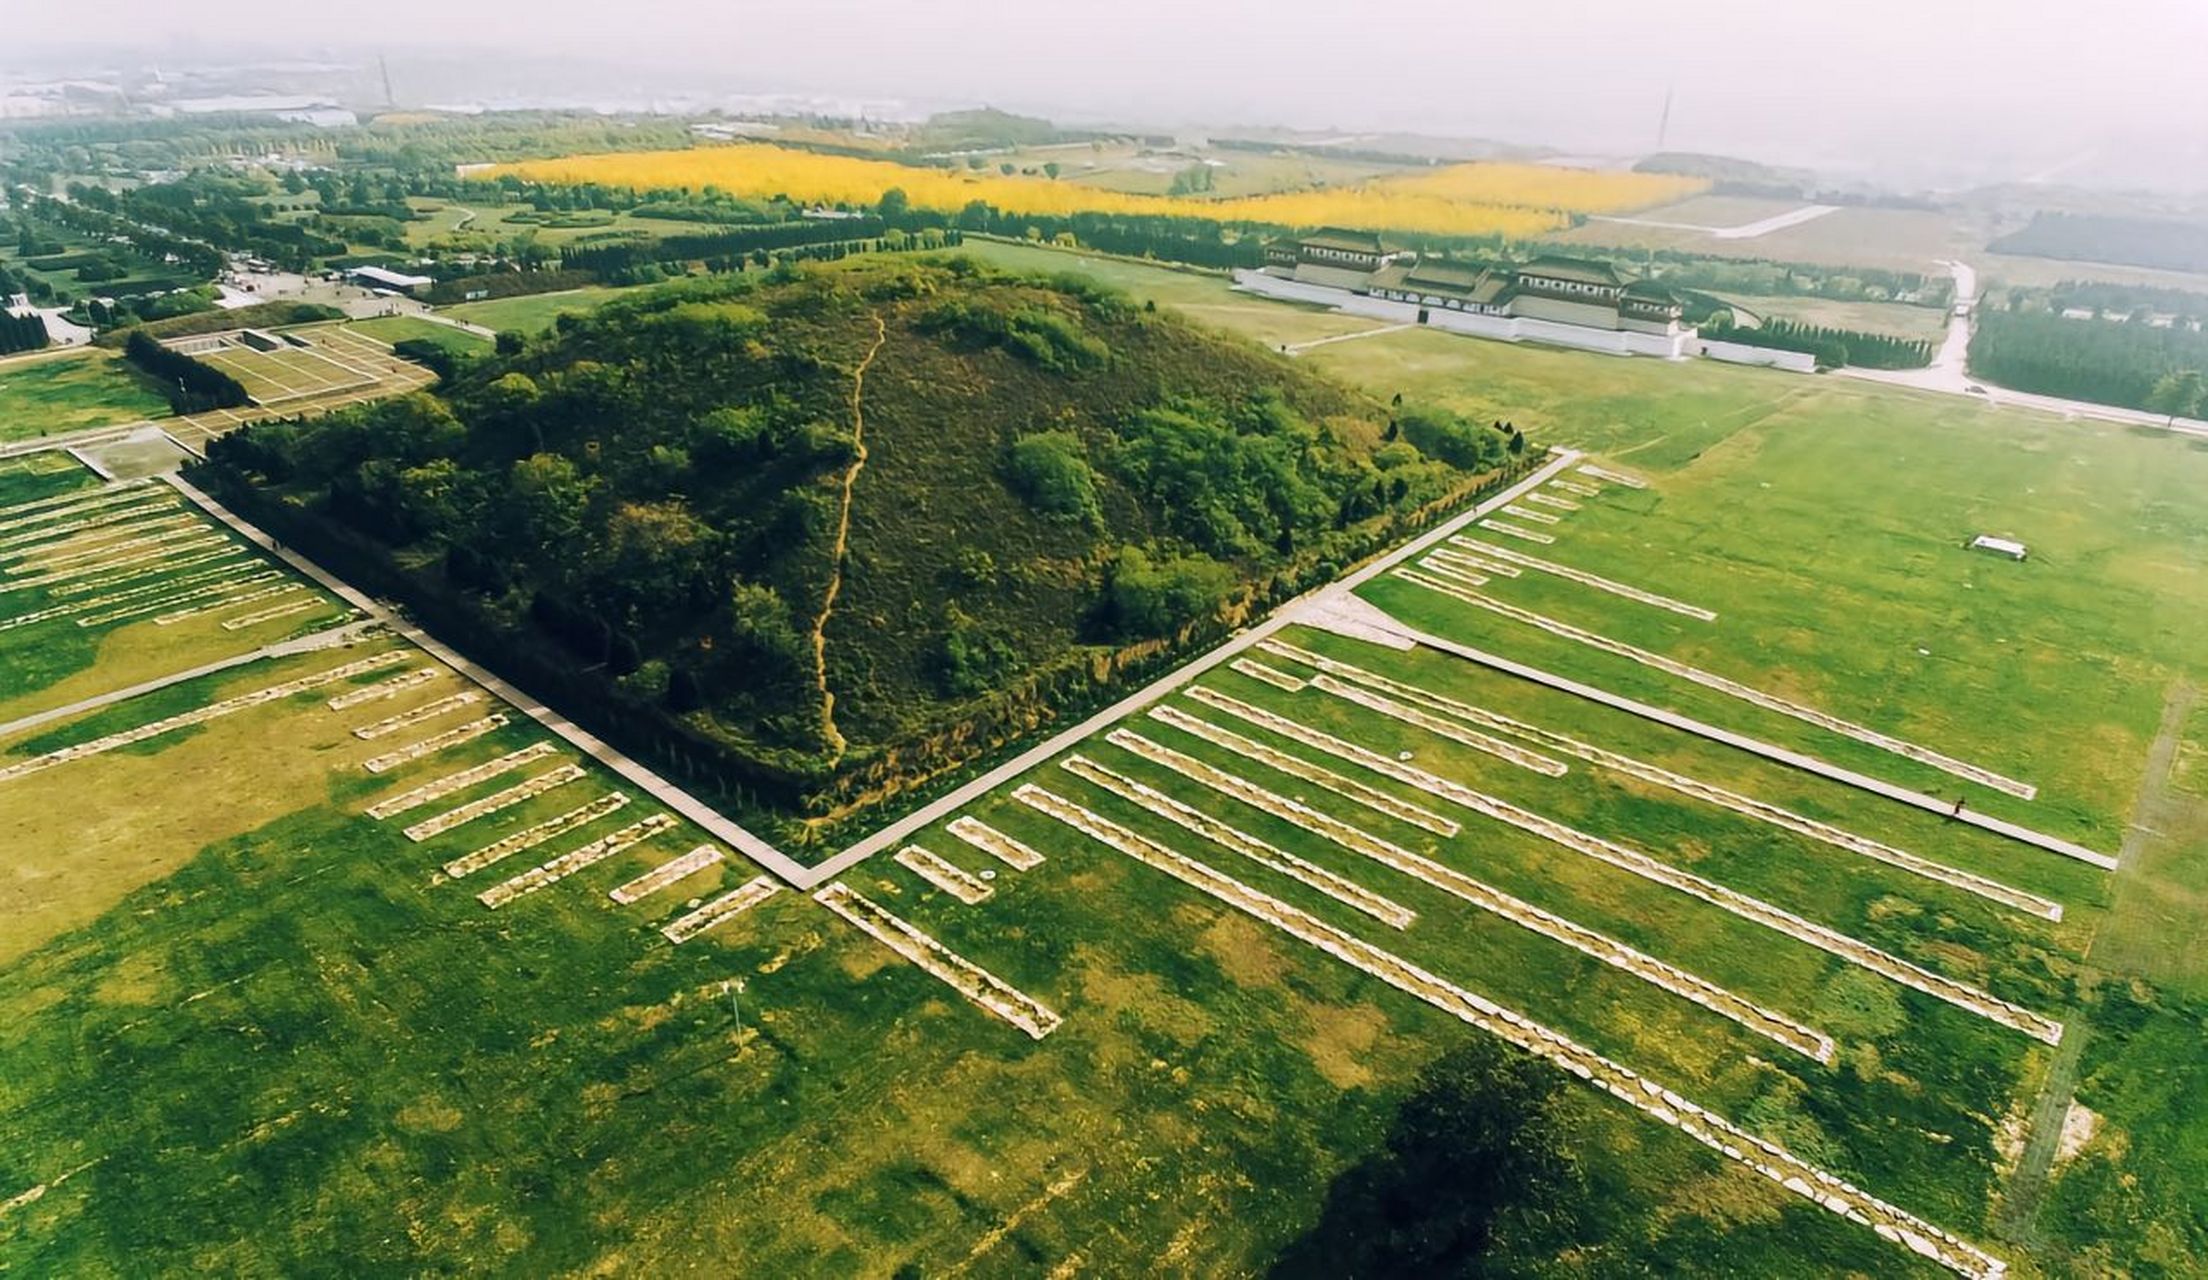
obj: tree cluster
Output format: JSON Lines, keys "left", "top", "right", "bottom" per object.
{"left": 1968, "top": 310, "right": 2208, "bottom": 413}
{"left": 201, "top": 261, "right": 1500, "bottom": 820}
{"left": 1270, "top": 1037, "right": 1587, "bottom": 1278}
{"left": 1703, "top": 314, "right": 1932, "bottom": 370}
{"left": 558, "top": 217, "right": 892, "bottom": 275}
{"left": 0, "top": 309, "right": 50, "bottom": 356}
{"left": 123, "top": 330, "right": 248, "bottom": 412}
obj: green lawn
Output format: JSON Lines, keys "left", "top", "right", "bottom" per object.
{"left": 345, "top": 314, "right": 494, "bottom": 355}
{"left": 0, "top": 349, "right": 169, "bottom": 440}
{"left": 1729, "top": 293, "right": 1951, "bottom": 341}
{"left": 951, "top": 238, "right": 1385, "bottom": 348}
{"left": 441, "top": 287, "right": 629, "bottom": 335}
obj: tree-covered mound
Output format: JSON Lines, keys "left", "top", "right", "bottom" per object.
{"left": 199, "top": 258, "right": 1514, "bottom": 838}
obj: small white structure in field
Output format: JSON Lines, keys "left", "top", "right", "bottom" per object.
{"left": 1969, "top": 535, "right": 2028, "bottom": 561}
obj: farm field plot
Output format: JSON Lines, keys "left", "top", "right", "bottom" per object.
{"left": 997, "top": 141, "right": 1408, "bottom": 199}
{"left": 952, "top": 238, "right": 1382, "bottom": 348}
{"left": 1554, "top": 202, "right": 1980, "bottom": 271}
{"left": 401, "top": 199, "right": 741, "bottom": 253}
{"left": 0, "top": 348, "right": 169, "bottom": 441}
{"left": 1593, "top": 194, "right": 1820, "bottom": 230}
{"left": 499, "top": 144, "right": 1707, "bottom": 241}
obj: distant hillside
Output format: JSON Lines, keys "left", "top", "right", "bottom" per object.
{"left": 911, "top": 107, "right": 1097, "bottom": 152}
{"left": 1990, "top": 211, "right": 2208, "bottom": 275}
{"left": 199, "top": 258, "right": 1515, "bottom": 835}
{"left": 1633, "top": 151, "right": 1815, "bottom": 196}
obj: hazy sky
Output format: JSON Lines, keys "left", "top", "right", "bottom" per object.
{"left": 12, "top": 0, "right": 2208, "bottom": 187}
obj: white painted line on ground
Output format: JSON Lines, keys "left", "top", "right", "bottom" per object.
{"left": 613, "top": 845, "right": 725, "bottom": 904}
{"left": 814, "top": 881, "right": 1062, "bottom": 1038}
{"left": 661, "top": 875, "right": 781, "bottom": 943}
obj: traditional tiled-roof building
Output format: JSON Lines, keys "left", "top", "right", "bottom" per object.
{"left": 1262, "top": 235, "right": 1686, "bottom": 336}
{"left": 1264, "top": 228, "right": 1405, "bottom": 290}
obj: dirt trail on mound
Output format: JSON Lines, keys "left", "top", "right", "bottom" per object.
{"left": 810, "top": 313, "right": 888, "bottom": 760}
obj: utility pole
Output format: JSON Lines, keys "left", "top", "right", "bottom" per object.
{"left": 723, "top": 978, "right": 746, "bottom": 1037}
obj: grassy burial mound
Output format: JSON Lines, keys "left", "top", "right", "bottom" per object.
{"left": 197, "top": 258, "right": 1515, "bottom": 836}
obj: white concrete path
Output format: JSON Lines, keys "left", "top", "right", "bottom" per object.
{"left": 1283, "top": 323, "right": 1413, "bottom": 354}
{"left": 1361, "top": 612, "right": 2114, "bottom": 869}
{"left": 1590, "top": 204, "right": 1839, "bottom": 240}
{"left": 0, "top": 620, "right": 375, "bottom": 741}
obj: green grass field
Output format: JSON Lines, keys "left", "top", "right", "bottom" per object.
{"left": 5, "top": 249, "right": 2208, "bottom": 1276}
{"left": 441, "top": 286, "right": 629, "bottom": 335}
{"left": 0, "top": 349, "right": 169, "bottom": 440}
{"left": 345, "top": 314, "right": 494, "bottom": 355}
{"left": 1731, "top": 293, "right": 1951, "bottom": 340}
{"left": 195, "top": 343, "right": 378, "bottom": 405}
{"left": 953, "top": 238, "right": 1385, "bottom": 348}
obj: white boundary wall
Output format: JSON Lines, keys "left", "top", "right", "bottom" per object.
{"left": 1701, "top": 338, "right": 1818, "bottom": 374}
{"left": 1235, "top": 270, "right": 1696, "bottom": 360}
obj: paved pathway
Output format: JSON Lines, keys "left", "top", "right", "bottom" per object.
{"left": 810, "top": 450, "right": 1583, "bottom": 883}
{"left": 0, "top": 621, "right": 375, "bottom": 742}
{"left": 162, "top": 474, "right": 813, "bottom": 886}
{"left": 1590, "top": 204, "right": 1839, "bottom": 240}
{"left": 415, "top": 310, "right": 498, "bottom": 340}
{"left": 1283, "top": 323, "right": 1413, "bottom": 354}
{"left": 1384, "top": 619, "right": 2114, "bottom": 869}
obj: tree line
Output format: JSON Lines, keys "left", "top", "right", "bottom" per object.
{"left": 556, "top": 217, "right": 892, "bottom": 274}
{"left": 1991, "top": 212, "right": 2208, "bottom": 276}
{"left": 0, "top": 309, "right": 49, "bottom": 356}
{"left": 2006, "top": 279, "right": 2208, "bottom": 326}
{"left": 123, "top": 331, "right": 249, "bottom": 413}
{"left": 1702, "top": 315, "right": 1932, "bottom": 370}
{"left": 1969, "top": 310, "right": 2208, "bottom": 414}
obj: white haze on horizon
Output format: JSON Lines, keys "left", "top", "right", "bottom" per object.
{"left": 9, "top": 0, "right": 2208, "bottom": 190}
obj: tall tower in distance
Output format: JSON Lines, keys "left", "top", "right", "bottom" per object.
{"left": 379, "top": 54, "right": 397, "bottom": 110}
{"left": 1654, "top": 86, "right": 1673, "bottom": 153}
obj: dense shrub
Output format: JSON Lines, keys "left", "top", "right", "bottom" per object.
{"left": 1004, "top": 431, "right": 1101, "bottom": 525}
{"left": 123, "top": 330, "right": 249, "bottom": 413}
{"left": 1098, "top": 544, "right": 1236, "bottom": 639}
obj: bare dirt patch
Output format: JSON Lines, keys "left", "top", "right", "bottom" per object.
{"left": 1300, "top": 1001, "right": 1389, "bottom": 1089}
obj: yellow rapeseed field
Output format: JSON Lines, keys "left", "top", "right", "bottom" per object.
{"left": 497, "top": 146, "right": 1705, "bottom": 239}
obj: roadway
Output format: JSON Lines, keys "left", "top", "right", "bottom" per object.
{"left": 1840, "top": 259, "right": 2208, "bottom": 439}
